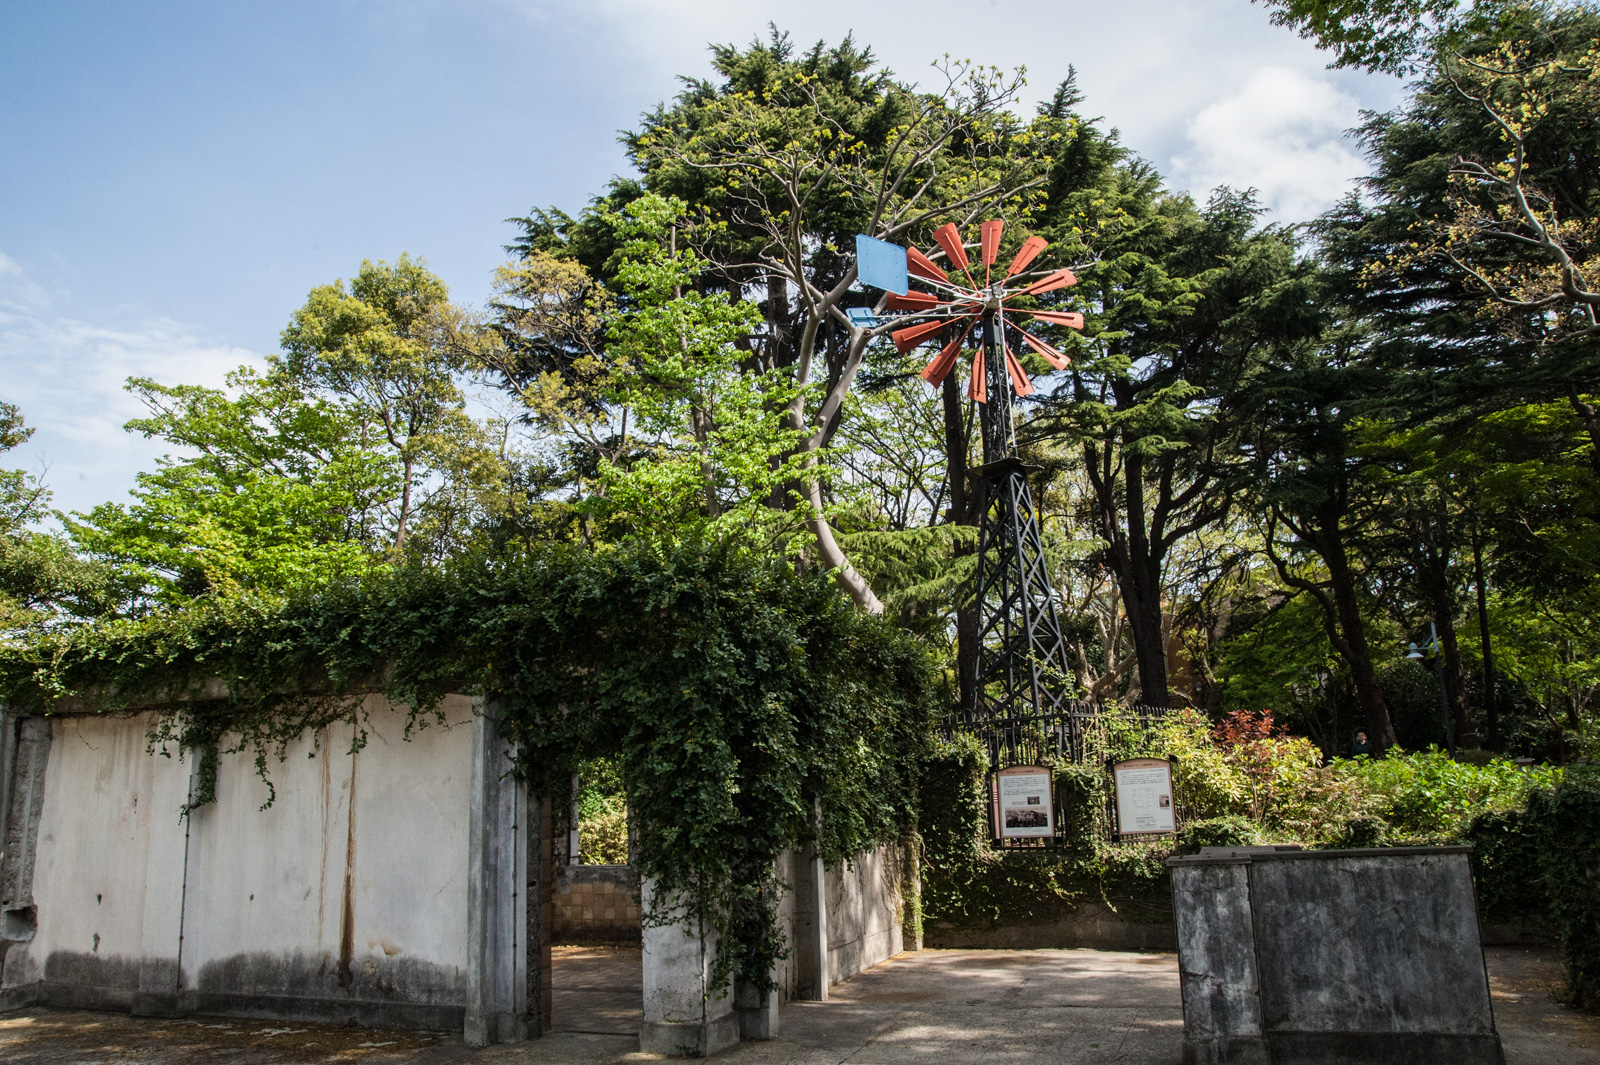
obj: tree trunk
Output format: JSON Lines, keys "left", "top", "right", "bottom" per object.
{"left": 1567, "top": 383, "right": 1600, "bottom": 479}
{"left": 942, "top": 372, "right": 979, "bottom": 714}
{"left": 1472, "top": 535, "right": 1499, "bottom": 748}
{"left": 1119, "top": 452, "right": 1171, "bottom": 706}
{"left": 800, "top": 453, "right": 883, "bottom": 614}
{"left": 1320, "top": 507, "right": 1398, "bottom": 749}
{"left": 1421, "top": 555, "right": 1472, "bottom": 744}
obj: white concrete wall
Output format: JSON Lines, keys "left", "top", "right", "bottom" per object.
{"left": 772, "top": 841, "right": 905, "bottom": 1003}
{"left": 822, "top": 844, "right": 904, "bottom": 985}
{"left": 4, "top": 696, "right": 476, "bottom": 1027}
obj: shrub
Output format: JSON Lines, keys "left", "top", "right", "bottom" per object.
{"left": 1054, "top": 762, "right": 1102, "bottom": 852}
{"left": 1464, "top": 808, "right": 1546, "bottom": 925}
{"left": 1538, "top": 764, "right": 1600, "bottom": 1012}
{"left": 1329, "top": 815, "right": 1387, "bottom": 848}
{"left": 1338, "top": 749, "right": 1559, "bottom": 840}
{"left": 1174, "top": 815, "right": 1259, "bottom": 855}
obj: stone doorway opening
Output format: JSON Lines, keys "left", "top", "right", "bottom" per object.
{"left": 548, "top": 768, "right": 644, "bottom": 1037}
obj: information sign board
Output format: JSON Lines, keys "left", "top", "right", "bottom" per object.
{"left": 1112, "top": 757, "right": 1175, "bottom": 836}
{"left": 991, "top": 765, "right": 1054, "bottom": 839}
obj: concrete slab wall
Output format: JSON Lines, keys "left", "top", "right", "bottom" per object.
{"left": 1168, "top": 846, "right": 1504, "bottom": 1065}
{"left": 773, "top": 841, "right": 905, "bottom": 1002}
{"left": 2, "top": 697, "right": 478, "bottom": 1029}
{"left": 822, "top": 844, "right": 904, "bottom": 986}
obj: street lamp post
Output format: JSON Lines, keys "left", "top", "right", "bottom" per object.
{"left": 1406, "top": 622, "right": 1456, "bottom": 758}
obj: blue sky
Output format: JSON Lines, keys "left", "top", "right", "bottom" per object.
{"left": 1, "top": 0, "right": 1404, "bottom": 516}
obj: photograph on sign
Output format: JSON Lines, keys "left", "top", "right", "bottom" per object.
{"left": 993, "top": 765, "right": 1054, "bottom": 838}
{"left": 1113, "top": 758, "right": 1175, "bottom": 836}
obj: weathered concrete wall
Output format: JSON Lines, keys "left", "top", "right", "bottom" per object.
{"left": 553, "top": 865, "right": 640, "bottom": 945}
{"left": 773, "top": 842, "right": 906, "bottom": 1003}
{"left": 1168, "top": 846, "right": 1504, "bottom": 1065}
{"left": 821, "top": 844, "right": 904, "bottom": 986}
{"left": 2, "top": 697, "right": 480, "bottom": 1029}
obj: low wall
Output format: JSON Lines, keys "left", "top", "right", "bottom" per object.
{"left": 0, "top": 698, "right": 484, "bottom": 1030}
{"left": 553, "top": 865, "right": 640, "bottom": 945}
{"left": 635, "top": 840, "right": 909, "bottom": 1055}
{"left": 768, "top": 842, "right": 906, "bottom": 1002}
{"left": 925, "top": 901, "right": 1176, "bottom": 951}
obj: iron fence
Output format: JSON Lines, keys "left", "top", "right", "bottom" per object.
{"left": 940, "top": 700, "right": 1174, "bottom": 850}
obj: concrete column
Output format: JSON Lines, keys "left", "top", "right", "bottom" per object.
{"left": 527, "top": 787, "right": 553, "bottom": 1035}
{"left": 639, "top": 878, "right": 739, "bottom": 1056}
{"left": 810, "top": 799, "right": 829, "bottom": 1001}
{"left": 465, "top": 699, "right": 528, "bottom": 1047}
{"left": 734, "top": 980, "right": 779, "bottom": 1040}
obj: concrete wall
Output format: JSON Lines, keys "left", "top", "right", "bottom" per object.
{"left": 925, "top": 901, "right": 1176, "bottom": 952}
{"left": 1168, "top": 846, "right": 1504, "bottom": 1065}
{"left": 772, "top": 842, "right": 906, "bottom": 1002}
{"left": 0, "top": 698, "right": 490, "bottom": 1030}
{"left": 553, "top": 865, "right": 641, "bottom": 945}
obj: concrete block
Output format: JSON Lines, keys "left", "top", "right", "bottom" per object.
{"left": 735, "top": 981, "right": 780, "bottom": 1040}
{"left": 640, "top": 878, "right": 737, "bottom": 1057}
{"left": 1168, "top": 847, "right": 1503, "bottom": 1065}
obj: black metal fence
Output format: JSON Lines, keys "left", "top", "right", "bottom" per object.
{"left": 943, "top": 700, "right": 1172, "bottom": 770}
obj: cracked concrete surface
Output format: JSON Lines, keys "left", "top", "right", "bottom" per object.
{"left": 2, "top": 947, "right": 1596, "bottom": 1064}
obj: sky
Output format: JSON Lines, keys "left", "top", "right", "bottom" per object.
{"left": 0, "top": 0, "right": 1406, "bottom": 517}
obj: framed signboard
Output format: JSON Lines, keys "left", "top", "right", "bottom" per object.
{"left": 991, "top": 765, "right": 1054, "bottom": 839}
{"left": 1112, "top": 757, "right": 1176, "bottom": 836}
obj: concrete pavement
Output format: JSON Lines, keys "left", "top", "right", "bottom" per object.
{"left": 1, "top": 946, "right": 1595, "bottom": 1064}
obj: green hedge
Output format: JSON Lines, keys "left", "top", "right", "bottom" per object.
{"left": 1536, "top": 766, "right": 1600, "bottom": 1012}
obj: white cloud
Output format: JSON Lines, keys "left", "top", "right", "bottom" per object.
{"left": 1170, "top": 67, "right": 1368, "bottom": 222}
{"left": 0, "top": 251, "right": 52, "bottom": 312}
{"left": 0, "top": 261, "right": 265, "bottom": 517}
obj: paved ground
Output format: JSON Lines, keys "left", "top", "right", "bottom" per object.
{"left": 551, "top": 946, "right": 642, "bottom": 1036}
{"left": 1, "top": 946, "right": 1596, "bottom": 1064}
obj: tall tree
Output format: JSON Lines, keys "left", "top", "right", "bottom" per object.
{"left": 1039, "top": 189, "right": 1322, "bottom": 706}
{"left": 618, "top": 32, "right": 1056, "bottom": 612}
{"left": 1242, "top": 326, "right": 1404, "bottom": 748}
{"left": 280, "top": 255, "right": 488, "bottom": 551}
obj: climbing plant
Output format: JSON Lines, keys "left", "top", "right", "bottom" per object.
{"left": 0, "top": 539, "right": 939, "bottom": 995}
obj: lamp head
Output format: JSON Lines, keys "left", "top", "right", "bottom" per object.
{"left": 1406, "top": 642, "right": 1424, "bottom": 660}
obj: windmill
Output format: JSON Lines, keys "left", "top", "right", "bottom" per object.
{"left": 853, "top": 221, "right": 1083, "bottom": 761}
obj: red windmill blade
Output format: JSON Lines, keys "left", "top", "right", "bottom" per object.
{"left": 1022, "top": 309, "right": 1085, "bottom": 330}
{"left": 921, "top": 322, "right": 973, "bottom": 387}
{"left": 1017, "top": 329, "right": 1072, "bottom": 371}
{"left": 885, "top": 291, "right": 941, "bottom": 311}
{"left": 906, "top": 246, "right": 949, "bottom": 283}
{"left": 933, "top": 223, "right": 970, "bottom": 271}
{"left": 1006, "top": 236, "right": 1047, "bottom": 277}
{"left": 980, "top": 220, "right": 1004, "bottom": 267}
{"left": 851, "top": 220, "right": 1084, "bottom": 402}
{"left": 1019, "top": 268, "right": 1077, "bottom": 297}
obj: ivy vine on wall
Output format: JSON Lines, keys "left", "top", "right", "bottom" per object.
{"left": 0, "top": 540, "right": 939, "bottom": 995}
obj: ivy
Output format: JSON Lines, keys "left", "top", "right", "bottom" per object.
{"left": 0, "top": 539, "right": 938, "bottom": 996}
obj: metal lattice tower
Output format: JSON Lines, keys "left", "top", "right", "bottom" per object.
{"left": 850, "top": 222, "right": 1081, "bottom": 763}
{"left": 966, "top": 315, "right": 1075, "bottom": 750}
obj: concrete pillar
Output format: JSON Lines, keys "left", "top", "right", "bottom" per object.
{"left": 810, "top": 798, "right": 829, "bottom": 1001}
{"left": 734, "top": 980, "right": 779, "bottom": 1040}
{"left": 638, "top": 878, "right": 739, "bottom": 1056}
{"left": 465, "top": 699, "right": 529, "bottom": 1047}
{"left": 527, "top": 786, "right": 553, "bottom": 1035}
